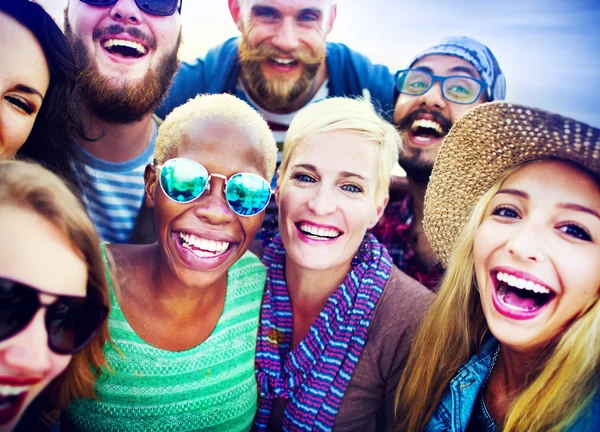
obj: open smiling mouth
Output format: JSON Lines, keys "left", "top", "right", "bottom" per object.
{"left": 493, "top": 271, "right": 556, "bottom": 316}
{"left": 268, "top": 57, "right": 299, "bottom": 68}
{"left": 103, "top": 39, "right": 148, "bottom": 59}
{"left": 0, "top": 385, "right": 28, "bottom": 424}
{"left": 177, "top": 231, "right": 232, "bottom": 258}
{"left": 409, "top": 119, "right": 447, "bottom": 142}
{"left": 297, "top": 223, "right": 342, "bottom": 241}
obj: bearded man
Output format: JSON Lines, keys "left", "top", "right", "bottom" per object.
{"left": 372, "top": 36, "right": 506, "bottom": 290}
{"left": 157, "top": 0, "right": 394, "bottom": 147}
{"left": 65, "top": 0, "right": 181, "bottom": 243}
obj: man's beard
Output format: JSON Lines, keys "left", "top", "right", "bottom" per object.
{"left": 394, "top": 108, "right": 453, "bottom": 183}
{"left": 238, "top": 38, "right": 325, "bottom": 111}
{"left": 65, "top": 20, "right": 179, "bottom": 124}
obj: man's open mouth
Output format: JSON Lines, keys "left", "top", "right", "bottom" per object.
{"left": 409, "top": 118, "right": 447, "bottom": 141}
{"left": 494, "top": 271, "right": 556, "bottom": 314}
{"left": 177, "top": 231, "right": 231, "bottom": 258}
{"left": 268, "top": 57, "right": 299, "bottom": 68}
{"left": 102, "top": 39, "right": 148, "bottom": 59}
{"left": 297, "top": 222, "right": 342, "bottom": 241}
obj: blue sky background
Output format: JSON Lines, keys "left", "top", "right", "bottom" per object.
{"left": 42, "top": 0, "right": 600, "bottom": 126}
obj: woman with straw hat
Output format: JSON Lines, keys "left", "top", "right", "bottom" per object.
{"left": 394, "top": 102, "right": 600, "bottom": 431}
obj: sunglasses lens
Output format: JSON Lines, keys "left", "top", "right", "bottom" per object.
{"left": 226, "top": 173, "right": 271, "bottom": 216}
{"left": 47, "top": 298, "right": 108, "bottom": 355}
{"left": 134, "top": 0, "right": 179, "bottom": 15}
{"left": 0, "top": 280, "right": 38, "bottom": 342}
{"left": 160, "top": 158, "right": 209, "bottom": 203}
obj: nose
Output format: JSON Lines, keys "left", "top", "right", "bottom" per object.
{"left": 2, "top": 310, "right": 53, "bottom": 376}
{"left": 192, "top": 176, "right": 236, "bottom": 225}
{"left": 418, "top": 81, "right": 447, "bottom": 111}
{"left": 272, "top": 17, "right": 300, "bottom": 52}
{"left": 110, "top": 0, "right": 144, "bottom": 25}
{"left": 506, "top": 224, "right": 548, "bottom": 263}
{"left": 307, "top": 185, "right": 337, "bottom": 216}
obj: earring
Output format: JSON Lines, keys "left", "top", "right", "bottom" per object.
{"left": 352, "top": 235, "right": 371, "bottom": 266}
{"left": 261, "top": 214, "right": 277, "bottom": 247}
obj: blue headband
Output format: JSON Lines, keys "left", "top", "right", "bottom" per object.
{"left": 409, "top": 36, "right": 506, "bottom": 101}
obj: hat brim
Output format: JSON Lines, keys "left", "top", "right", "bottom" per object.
{"left": 423, "top": 101, "right": 600, "bottom": 266}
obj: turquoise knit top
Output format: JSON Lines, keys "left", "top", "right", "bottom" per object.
{"left": 66, "top": 248, "right": 266, "bottom": 432}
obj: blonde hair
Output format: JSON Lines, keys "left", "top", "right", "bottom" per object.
{"left": 279, "top": 97, "right": 401, "bottom": 204}
{"left": 154, "top": 93, "right": 278, "bottom": 180}
{"left": 394, "top": 162, "right": 600, "bottom": 432}
{"left": 0, "top": 160, "right": 109, "bottom": 423}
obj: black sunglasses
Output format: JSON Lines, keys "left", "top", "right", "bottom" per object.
{"left": 80, "top": 0, "right": 182, "bottom": 17}
{"left": 0, "top": 277, "right": 108, "bottom": 355}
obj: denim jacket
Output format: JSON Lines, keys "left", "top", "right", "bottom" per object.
{"left": 425, "top": 337, "right": 600, "bottom": 432}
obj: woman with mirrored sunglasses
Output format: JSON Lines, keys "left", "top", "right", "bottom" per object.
{"left": 0, "top": 160, "right": 109, "bottom": 432}
{"left": 253, "top": 98, "right": 433, "bottom": 431}
{"left": 65, "top": 94, "right": 278, "bottom": 432}
{"left": 0, "top": 1, "right": 90, "bottom": 194}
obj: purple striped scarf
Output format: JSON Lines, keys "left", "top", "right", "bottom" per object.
{"left": 254, "top": 233, "right": 393, "bottom": 431}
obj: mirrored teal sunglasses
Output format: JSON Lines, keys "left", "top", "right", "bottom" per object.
{"left": 156, "top": 158, "right": 272, "bottom": 217}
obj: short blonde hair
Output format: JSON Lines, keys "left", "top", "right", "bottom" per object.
{"left": 279, "top": 97, "right": 401, "bottom": 204}
{"left": 155, "top": 94, "right": 278, "bottom": 179}
{"left": 0, "top": 160, "right": 109, "bottom": 424}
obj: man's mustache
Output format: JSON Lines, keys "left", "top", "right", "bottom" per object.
{"left": 394, "top": 108, "right": 453, "bottom": 134}
{"left": 238, "top": 43, "right": 324, "bottom": 67}
{"left": 92, "top": 24, "right": 156, "bottom": 50}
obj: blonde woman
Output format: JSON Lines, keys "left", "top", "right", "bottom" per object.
{"left": 0, "top": 160, "right": 108, "bottom": 431}
{"left": 255, "top": 98, "right": 433, "bottom": 431}
{"left": 394, "top": 102, "right": 600, "bottom": 431}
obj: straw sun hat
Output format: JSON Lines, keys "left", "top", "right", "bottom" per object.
{"left": 423, "top": 101, "right": 600, "bottom": 266}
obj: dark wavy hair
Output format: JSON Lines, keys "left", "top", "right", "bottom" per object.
{"left": 1, "top": 0, "right": 89, "bottom": 194}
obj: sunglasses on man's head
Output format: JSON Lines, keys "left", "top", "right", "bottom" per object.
{"left": 156, "top": 158, "right": 272, "bottom": 217}
{"left": 0, "top": 277, "right": 108, "bottom": 355}
{"left": 80, "top": 0, "right": 182, "bottom": 17}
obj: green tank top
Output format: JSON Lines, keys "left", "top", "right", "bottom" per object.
{"left": 66, "top": 247, "right": 266, "bottom": 432}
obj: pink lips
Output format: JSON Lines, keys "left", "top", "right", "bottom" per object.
{"left": 0, "top": 376, "right": 40, "bottom": 425}
{"left": 490, "top": 268, "right": 556, "bottom": 321}
{"left": 295, "top": 221, "right": 342, "bottom": 245}
{"left": 171, "top": 232, "right": 236, "bottom": 272}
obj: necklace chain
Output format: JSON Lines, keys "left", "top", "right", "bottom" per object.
{"left": 484, "top": 344, "right": 501, "bottom": 386}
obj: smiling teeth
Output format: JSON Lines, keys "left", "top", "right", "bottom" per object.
{"left": 299, "top": 223, "right": 340, "bottom": 239}
{"left": 272, "top": 58, "right": 295, "bottom": 65}
{"left": 103, "top": 39, "right": 147, "bottom": 55}
{"left": 179, "top": 232, "right": 229, "bottom": 256}
{"left": 410, "top": 119, "right": 444, "bottom": 135}
{"left": 0, "top": 385, "right": 29, "bottom": 396}
{"left": 496, "top": 272, "right": 551, "bottom": 294}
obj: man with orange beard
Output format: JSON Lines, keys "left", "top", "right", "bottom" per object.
{"left": 157, "top": 0, "right": 394, "bottom": 148}
{"left": 65, "top": 0, "right": 181, "bottom": 244}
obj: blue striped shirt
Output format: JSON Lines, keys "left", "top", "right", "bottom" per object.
{"left": 79, "top": 123, "right": 157, "bottom": 243}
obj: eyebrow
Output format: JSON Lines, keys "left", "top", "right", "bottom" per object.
{"left": 292, "top": 164, "right": 367, "bottom": 181}
{"left": 497, "top": 189, "right": 600, "bottom": 221}
{"left": 448, "top": 65, "right": 479, "bottom": 78}
{"left": 298, "top": 8, "right": 322, "bottom": 17}
{"left": 14, "top": 84, "right": 44, "bottom": 101}
{"left": 251, "top": 5, "right": 280, "bottom": 16}
{"left": 558, "top": 203, "right": 600, "bottom": 221}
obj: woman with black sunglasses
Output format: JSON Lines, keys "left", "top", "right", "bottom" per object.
{"left": 0, "top": 160, "right": 109, "bottom": 432}
{"left": 65, "top": 94, "right": 277, "bottom": 432}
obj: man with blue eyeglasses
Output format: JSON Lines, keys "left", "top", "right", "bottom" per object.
{"left": 64, "top": 0, "right": 182, "bottom": 244}
{"left": 373, "top": 36, "right": 506, "bottom": 291}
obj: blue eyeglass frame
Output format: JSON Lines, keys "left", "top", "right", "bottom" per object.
{"left": 155, "top": 158, "right": 273, "bottom": 217}
{"left": 79, "top": 0, "right": 183, "bottom": 16}
{"left": 396, "top": 68, "right": 488, "bottom": 105}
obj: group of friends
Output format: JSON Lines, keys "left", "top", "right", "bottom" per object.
{"left": 1, "top": 0, "right": 599, "bottom": 431}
